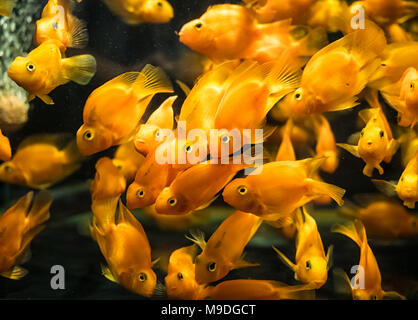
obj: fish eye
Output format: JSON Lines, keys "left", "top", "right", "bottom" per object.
{"left": 155, "top": 130, "right": 161, "bottom": 139}
{"left": 379, "top": 130, "right": 384, "bottom": 138}
{"left": 26, "top": 63, "right": 35, "bottom": 72}
{"left": 295, "top": 89, "right": 303, "bottom": 101}
{"left": 221, "top": 134, "right": 230, "bottom": 144}
{"left": 207, "top": 262, "right": 216, "bottom": 272}
{"left": 136, "top": 189, "right": 145, "bottom": 198}
{"left": 83, "top": 130, "right": 94, "bottom": 141}
{"left": 305, "top": 260, "right": 312, "bottom": 270}
{"left": 116, "top": 164, "right": 123, "bottom": 171}
{"left": 237, "top": 185, "right": 248, "bottom": 195}
{"left": 157, "top": 1, "right": 163, "bottom": 7}
{"left": 194, "top": 22, "right": 203, "bottom": 30}
{"left": 184, "top": 144, "right": 193, "bottom": 153}
{"left": 411, "top": 83, "right": 415, "bottom": 90}
{"left": 381, "top": 63, "right": 387, "bottom": 67}
{"left": 177, "top": 272, "right": 183, "bottom": 280}
{"left": 3, "top": 164, "right": 11, "bottom": 173}
{"left": 138, "top": 272, "right": 147, "bottom": 282}
{"left": 168, "top": 197, "right": 177, "bottom": 207}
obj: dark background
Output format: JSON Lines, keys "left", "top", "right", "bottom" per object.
{"left": 0, "top": 0, "right": 417, "bottom": 300}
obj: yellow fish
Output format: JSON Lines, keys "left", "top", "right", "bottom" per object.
{"left": 337, "top": 107, "right": 398, "bottom": 177}
{"left": 0, "top": 191, "right": 52, "bottom": 280}
{"left": 186, "top": 211, "right": 262, "bottom": 285}
{"left": 340, "top": 196, "right": 418, "bottom": 240}
{"left": 76, "top": 65, "right": 173, "bottom": 156}
{"left": 0, "top": 129, "right": 12, "bottom": 161}
{"left": 273, "top": 207, "right": 333, "bottom": 289}
{"left": 134, "top": 95, "right": 176, "bottom": 157}
{"left": 201, "top": 279, "right": 315, "bottom": 300}
{"left": 222, "top": 157, "right": 345, "bottom": 220}
{"left": 373, "top": 150, "right": 418, "bottom": 209}
{"left": 102, "top": 0, "right": 174, "bottom": 25}
{"left": 8, "top": 39, "right": 96, "bottom": 105}
{"left": 276, "top": 21, "right": 386, "bottom": 118}
{"left": 332, "top": 219, "right": 405, "bottom": 300}
{"left": 0, "top": 134, "right": 83, "bottom": 189}
{"left": 90, "top": 199, "right": 158, "bottom": 297}
{"left": 0, "top": 0, "right": 15, "bottom": 16}
{"left": 164, "top": 245, "right": 206, "bottom": 300}
{"left": 111, "top": 141, "right": 145, "bottom": 183}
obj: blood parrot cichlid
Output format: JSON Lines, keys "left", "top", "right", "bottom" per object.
{"left": 0, "top": 129, "right": 11, "bottom": 161}
{"left": 273, "top": 207, "right": 333, "bottom": 289}
{"left": 222, "top": 157, "right": 345, "bottom": 220}
{"left": 338, "top": 107, "right": 398, "bottom": 177}
{"left": 112, "top": 141, "right": 145, "bottom": 183}
{"left": 340, "top": 196, "right": 418, "bottom": 240}
{"left": 164, "top": 245, "right": 206, "bottom": 300}
{"left": 35, "top": 0, "right": 88, "bottom": 50}
{"left": 155, "top": 161, "right": 248, "bottom": 215}
{"left": 186, "top": 211, "right": 262, "bottom": 285}
{"left": 179, "top": 4, "right": 327, "bottom": 64}
{"left": 8, "top": 39, "right": 96, "bottom": 105}
{"left": 90, "top": 199, "right": 158, "bottom": 297}
{"left": 0, "top": 191, "right": 52, "bottom": 280}
{"left": 102, "top": 0, "right": 174, "bottom": 25}
{"left": 134, "top": 95, "right": 176, "bottom": 157}
{"left": 332, "top": 219, "right": 405, "bottom": 300}
{"left": 76, "top": 64, "right": 173, "bottom": 156}
{"left": 275, "top": 21, "right": 387, "bottom": 118}
{"left": 90, "top": 157, "right": 126, "bottom": 201}
{"left": 0, "top": 134, "right": 83, "bottom": 189}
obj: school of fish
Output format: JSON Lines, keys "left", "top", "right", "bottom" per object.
{"left": 0, "top": 0, "right": 417, "bottom": 300}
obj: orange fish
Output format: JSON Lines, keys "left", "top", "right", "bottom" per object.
{"left": 332, "top": 219, "right": 405, "bottom": 300}
{"left": 276, "top": 21, "right": 386, "bottom": 118}
{"left": 155, "top": 162, "right": 247, "bottom": 215}
{"left": 273, "top": 207, "right": 333, "bottom": 289}
{"left": 0, "top": 134, "right": 83, "bottom": 189}
{"left": 222, "top": 157, "right": 345, "bottom": 220}
{"left": 164, "top": 245, "right": 206, "bottom": 300}
{"left": 134, "top": 95, "right": 176, "bottom": 157}
{"left": 246, "top": 0, "right": 318, "bottom": 24}
{"left": 102, "top": 0, "right": 174, "bottom": 25}
{"left": 368, "top": 42, "right": 418, "bottom": 90}
{"left": 381, "top": 67, "right": 418, "bottom": 128}
{"left": 337, "top": 107, "right": 398, "bottom": 177}
{"left": 0, "top": 129, "right": 12, "bottom": 161}
{"left": 0, "top": 0, "right": 15, "bottom": 16}
{"left": 90, "top": 199, "right": 158, "bottom": 297}
{"left": 386, "top": 23, "right": 414, "bottom": 43}
{"left": 307, "top": 0, "right": 351, "bottom": 34}
{"left": 311, "top": 115, "right": 339, "bottom": 173}
{"left": 340, "top": 197, "right": 418, "bottom": 240}
{"left": 91, "top": 157, "right": 126, "bottom": 201}
{"left": 179, "top": 4, "right": 327, "bottom": 64}
{"left": 111, "top": 141, "right": 145, "bottom": 183}
{"left": 8, "top": 39, "right": 96, "bottom": 105}
{"left": 373, "top": 150, "right": 418, "bottom": 209}
{"left": 76, "top": 64, "right": 173, "bottom": 156}
{"left": 352, "top": 0, "right": 418, "bottom": 27}
{"left": 201, "top": 279, "right": 315, "bottom": 300}
{"left": 35, "top": 0, "right": 88, "bottom": 50}
{"left": 186, "top": 211, "right": 262, "bottom": 285}
{"left": 0, "top": 191, "right": 52, "bottom": 279}
{"left": 126, "top": 147, "right": 177, "bottom": 210}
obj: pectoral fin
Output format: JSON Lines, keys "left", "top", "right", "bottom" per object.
{"left": 232, "top": 254, "right": 260, "bottom": 270}
{"left": 37, "top": 94, "right": 54, "bottom": 105}
{"left": 336, "top": 143, "right": 360, "bottom": 158}
{"left": 101, "top": 264, "right": 118, "bottom": 284}
{"left": 371, "top": 179, "right": 397, "bottom": 197}
{"left": 272, "top": 246, "right": 296, "bottom": 272}
{"left": 1, "top": 266, "right": 28, "bottom": 280}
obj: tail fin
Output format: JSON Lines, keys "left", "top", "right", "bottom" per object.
{"left": 185, "top": 229, "right": 206, "bottom": 251}
{"left": 62, "top": 54, "right": 97, "bottom": 85}
{"left": 0, "top": 0, "right": 15, "bottom": 16}
{"left": 307, "top": 178, "right": 345, "bottom": 206}
{"left": 69, "top": 17, "right": 89, "bottom": 49}
{"left": 331, "top": 219, "right": 366, "bottom": 248}
{"left": 133, "top": 64, "right": 174, "bottom": 101}
{"left": 27, "top": 190, "right": 52, "bottom": 231}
